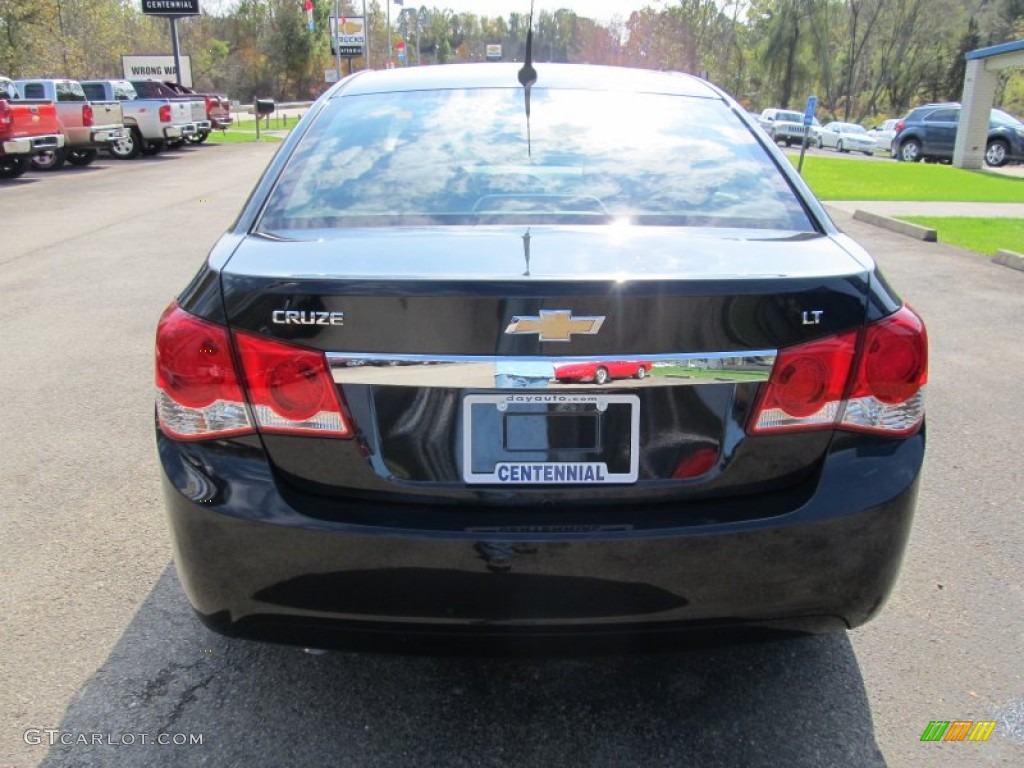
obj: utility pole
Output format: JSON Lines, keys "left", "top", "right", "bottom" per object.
{"left": 387, "top": 0, "right": 392, "bottom": 66}
{"left": 334, "top": 0, "right": 343, "bottom": 80}
{"left": 363, "top": 0, "right": 369, "bottom": 68}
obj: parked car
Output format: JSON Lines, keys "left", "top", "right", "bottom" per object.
{"left": 13, "top": 78, "right": 125, "bottom": 169}
{"left": 554, "top": 361, "right": 652, "bottom": 384}
{"left": 128, "top": 80, "right": 210, "bottom": 147}
{"left": 892, "top": 102, "right": 1024, "bottom": 166}
{"left": 816, "top": 121, "right": 877, "bottom": 155}
{"left": 757, "top": 107, "right": 816, "bottom": 147}
{"left": 81, "top": 80, "right": 197, "bottom": 159}
{"left": 154, "top": 80, "right": 233, "bottom": 141}
{"left": 867, "top": 118, "right": 900, "bottom": 155}
{"left": 155, "top": 62, "right": 927, "bottom": 653}
{"left": 0, "top": 76, "right": 65, "bottom": 179}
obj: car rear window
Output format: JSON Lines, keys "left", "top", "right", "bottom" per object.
{"left": 258, "top": 88, "right": 813, "bottom": 233}
{"left": 991, "top": 109, "right": 1023, "bottom": 127}
{"left": 776, "top": 111, "right": 803, "bottom": 123}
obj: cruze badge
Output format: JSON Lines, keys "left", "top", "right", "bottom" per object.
{"left": 505, "top": 310, "right": 605, "bottom": 342}
{"left": 271, "top": 310, "right": 345, "bottom": 326}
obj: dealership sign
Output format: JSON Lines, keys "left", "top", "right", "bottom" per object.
{"left": 330, "top": 16, "right": 366, "bottom": 57}
{"left": 141, "top": 0, "right": 200, "bottom": 15}
{"left": 122, "top": 55, "right": 193, "bottom": 88}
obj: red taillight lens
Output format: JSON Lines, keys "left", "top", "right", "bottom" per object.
{"left": 749, "top": 332, "right": 857, "bottom": 433}
{"left": 205, "top": 96, "right": 215, "bottom": 115}
{"left": 82, "top": 104, "right": 94, "bottom": 127}
{"left": 156, "top": 304, "right": 254, "bottom": 440}
{"left": 749, "top": 306, "right": 927, "bottom": 436}
{"left": 841, "top": 305, "right": 927, "bottom": 435}
{"left": 0, "top": 101, "right": 12, "bottom": 130}
{"left": 159, "top": 104, "right": 172, "bottom": 123}
{"left": 234, "top": 331, "right": 351, "bottom": 437}
{"left": 156, "top": 304, "right": 353, "bottom": 441}
{"left": 894, "top": 120, "right": 905, "bottom": 135}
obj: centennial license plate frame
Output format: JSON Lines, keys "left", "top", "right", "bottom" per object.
{"left": 462, "top": 393, "right": 640, "bottom": 485}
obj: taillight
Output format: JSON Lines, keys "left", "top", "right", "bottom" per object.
{"left": 841, "top": 305, "right": 927, "bottom": 435}
{"left": 234, "top": 331, "right": 351, "bottom": 437}
{"left": 159, "top": 104, "right": 172, "bottom": 123}
{"left": 894, "top": 120, "right": 905, "bottom": 135}
{"left": 0, "top": 101, "right": 11, "bottom": 130}
{"left": 749, "top": 332, "right": 857, "bottom": 433}
{"left": 156, "top": 304, "right": 254, "bottom": 440}
{"left": 205, "top": 95, "right": 215, "bottom": 116}
{"left": 82, "top": 104, "right": 93, "bottom": 127}
{"left": 749, "top": 305, "right": 926, "bottom": 436}
{"left": 156, "top": 304, "right": 353, "bottom": 440}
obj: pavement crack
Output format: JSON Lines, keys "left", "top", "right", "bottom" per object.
{"left": 158, "top": 662, "right": 219, "bottom": 732}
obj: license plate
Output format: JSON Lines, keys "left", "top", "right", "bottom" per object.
{"left": 462, "top": 393, "right": 639, "bottom": 485}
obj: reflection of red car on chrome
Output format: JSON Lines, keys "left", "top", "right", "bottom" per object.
{"left": 554, "top": 361, "right": 653, "bottom": 385}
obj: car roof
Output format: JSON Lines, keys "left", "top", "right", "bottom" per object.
{"left": 336, "top": 63, "right": 721, "bottom": 99}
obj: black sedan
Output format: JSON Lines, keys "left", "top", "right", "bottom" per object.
{"left": 156, "top": 62, "right": 927, "bottom": 653}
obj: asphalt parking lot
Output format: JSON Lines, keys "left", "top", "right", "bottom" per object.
{"left": 1, "top": 144, "right": 1021, "bottom": 768}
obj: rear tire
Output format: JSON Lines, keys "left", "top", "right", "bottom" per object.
{"left": 984, "top": 139, "right": 1009, "bottom": 167}
{"left": 837, "top": 140, "right": 847, "bottom": 153}
{"left": 31, "top": 148, "right": 66, "bottom": 171}
{"left": 594, "top": 367, "right": 609, "bottom": 386}
{"left": 897, "top": 138, "right": 921, "bottom": 163}
{"left": 66, "top": 149, "right": 98, "bottom": 167}
{"left": 635, "top": 367, "right": 647, "bottom": 380}
{"left": 109, "top": 127, "right": 142, "bottom": 160}
{"left": 0, "top": 155, "right": 30, "bottom": 179}
{"left": 186, "top": 130, "right": 210, "bottom": 145}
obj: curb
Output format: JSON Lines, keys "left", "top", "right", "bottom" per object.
{"left": 992, "top": 250, "right": 1024, "bottom": 272}
{"left": 851, "top": 209, "right": 937, "bottom": 242}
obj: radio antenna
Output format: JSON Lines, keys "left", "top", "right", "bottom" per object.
{"left": 517, "top": 0, "right": 537, "bottom": 157}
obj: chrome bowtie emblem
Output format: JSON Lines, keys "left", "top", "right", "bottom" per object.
{"left": 505, "top": 310, "right": 605, "bottom": 342}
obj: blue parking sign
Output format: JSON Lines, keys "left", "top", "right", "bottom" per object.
{"left": 804, "top": 96, "right": 817, "bottom": 126}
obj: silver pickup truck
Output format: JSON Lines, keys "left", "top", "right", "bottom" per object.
{"left": 129, "top": 80, "right": 210, "bottom": 147}
{"left": 13, "top": 78, "right": 125, "bottom": 170}
{"left": 81, "top": 80, "right": 196, "bottom": 159}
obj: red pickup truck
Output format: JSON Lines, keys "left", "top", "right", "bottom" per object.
{"left": 0, "top": 76, "right": 65, "bottom": 179}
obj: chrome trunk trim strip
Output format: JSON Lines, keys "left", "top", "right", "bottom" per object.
{"left": 326, "top": 352, "right": 776, "bottom": 389}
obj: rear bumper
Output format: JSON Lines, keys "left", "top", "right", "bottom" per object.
{"left": 159, "top": 430, "right": 924, "bottom": 652}
{"left": 166, "top": 124, "right": 197, "bottom": 139}
{"left": 90, "top": 127, "right": 125, "bottom": 144}
{"left": 2, "top": 134, "right": 64, "bottom": 155}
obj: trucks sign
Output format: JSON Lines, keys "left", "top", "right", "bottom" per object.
{"left": 330, "top": 16, "right": 366, "bottom": 57}
{"left": 141, "top": 0, "right": 200, "bottom": 15}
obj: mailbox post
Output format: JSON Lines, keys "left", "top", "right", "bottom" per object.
{"left": 254, "top": 98, "right": 275, "bottom": 140}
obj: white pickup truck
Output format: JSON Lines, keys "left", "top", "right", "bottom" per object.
{"left": 81, "top": 80, "right": 197, "bottom": 159}
{"left": 13, "top": 78, "right": 126, "bottom": 170}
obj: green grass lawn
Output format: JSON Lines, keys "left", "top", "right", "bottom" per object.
{"left": 202, "top": 115, "right": 300, "bottom": 144}
{"left": 897, "top": 216, "right": 1024, "bottom": 256}
{"left": 204, "top": 129, "right": 283, "bottom": 144}
{"left": 230, "top": 115, "right": 302, "bottom": 131}
{"left": 789, "top": 155, "right": 1024, "bottom": 202}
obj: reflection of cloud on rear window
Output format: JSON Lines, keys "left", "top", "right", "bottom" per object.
{"left": 260, "top": 88, "right": 812, "bottom": 233}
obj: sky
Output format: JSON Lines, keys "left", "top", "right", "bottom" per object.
{"left": 384, "top": 1, "right": 664, "bottom": 24}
